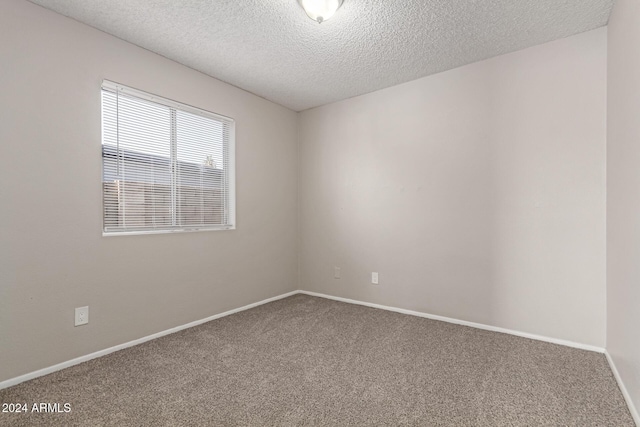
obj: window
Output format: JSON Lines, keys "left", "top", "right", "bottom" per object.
{"left": 101, "top": 81, "right": 235, "bottom": 235}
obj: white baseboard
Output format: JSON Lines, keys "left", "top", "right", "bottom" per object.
{"left": 305, "top": 289, "right": 636, "bottom": 424}
{"left": 0, "top": 290, "right": 299, "bottom": 391}
{"left": 1, "top": 288, "right": 623, "bottom": 414}
{"left": 299, "top": 290, "right": 605, "bottom": 354}
{"left": 605, "top": 351, "right": 640, "bottom": 426}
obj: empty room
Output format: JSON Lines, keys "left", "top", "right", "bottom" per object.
{"left": 1, "top": 0, "right": 639, "bottom": 425}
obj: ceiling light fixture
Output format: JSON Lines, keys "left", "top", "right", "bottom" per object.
{"left": 298, "top": 0, "right": 344, "bottom": 24}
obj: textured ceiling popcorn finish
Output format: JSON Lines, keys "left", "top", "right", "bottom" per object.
{"left": 28, "top": 0, "right": 614, "bottom": 111}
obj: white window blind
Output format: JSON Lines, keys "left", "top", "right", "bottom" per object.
{"left": 101, "top": 81, "right": 235, "bottom": 235}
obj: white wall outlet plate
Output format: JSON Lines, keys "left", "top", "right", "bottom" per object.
{"left": 75, "top": 306, "right": 89, "bottom": 326}
{"left": 334, "top": 266, "right": 341, "bottom": 279}
{"left": 372, "top": 272, "right": 379, "bottom": 284}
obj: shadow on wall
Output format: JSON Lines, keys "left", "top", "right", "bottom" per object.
{"left": 298, "top": 28, "right": 606, "bottom": 346}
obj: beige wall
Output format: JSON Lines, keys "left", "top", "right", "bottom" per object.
{"left": 0, "top": 0, "right": 613, "bottom": 385}
{"left": 298, "top": 28, "right": 607, "bottom": 347}
{"left": 0, "top": 0, "right": 298, "bottom": 382}
{"left": 607, "top": 0, "right": 640, "bottom": 416}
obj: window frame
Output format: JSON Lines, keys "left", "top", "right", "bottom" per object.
{"left": 101, "top": 80, "right": 236, "bottom": 236}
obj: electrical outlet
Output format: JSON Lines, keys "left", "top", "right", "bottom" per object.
{"left": 334, "top": 266, "right": 341, "bottom": 279}
{"left": 75, "top": 306, "right": 89, "bottom": 326}
{"left": 372, "top": 272, "right": 379, "bottom": 284}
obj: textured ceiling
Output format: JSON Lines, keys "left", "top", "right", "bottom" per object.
{"left": 28, "top": 0, "right": 614, "bottom": 111}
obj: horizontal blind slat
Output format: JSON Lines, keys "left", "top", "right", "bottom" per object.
{"left": 101, "top": 83, "right": 233, "bottom": 233}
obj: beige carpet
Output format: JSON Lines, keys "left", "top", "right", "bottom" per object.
{"left": 0, "top": 294, "right": 634, "bottom": 426}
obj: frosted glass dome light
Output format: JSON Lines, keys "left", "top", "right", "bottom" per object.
{"left": 298, "top": 0, "right": 344, "bottom": 23}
